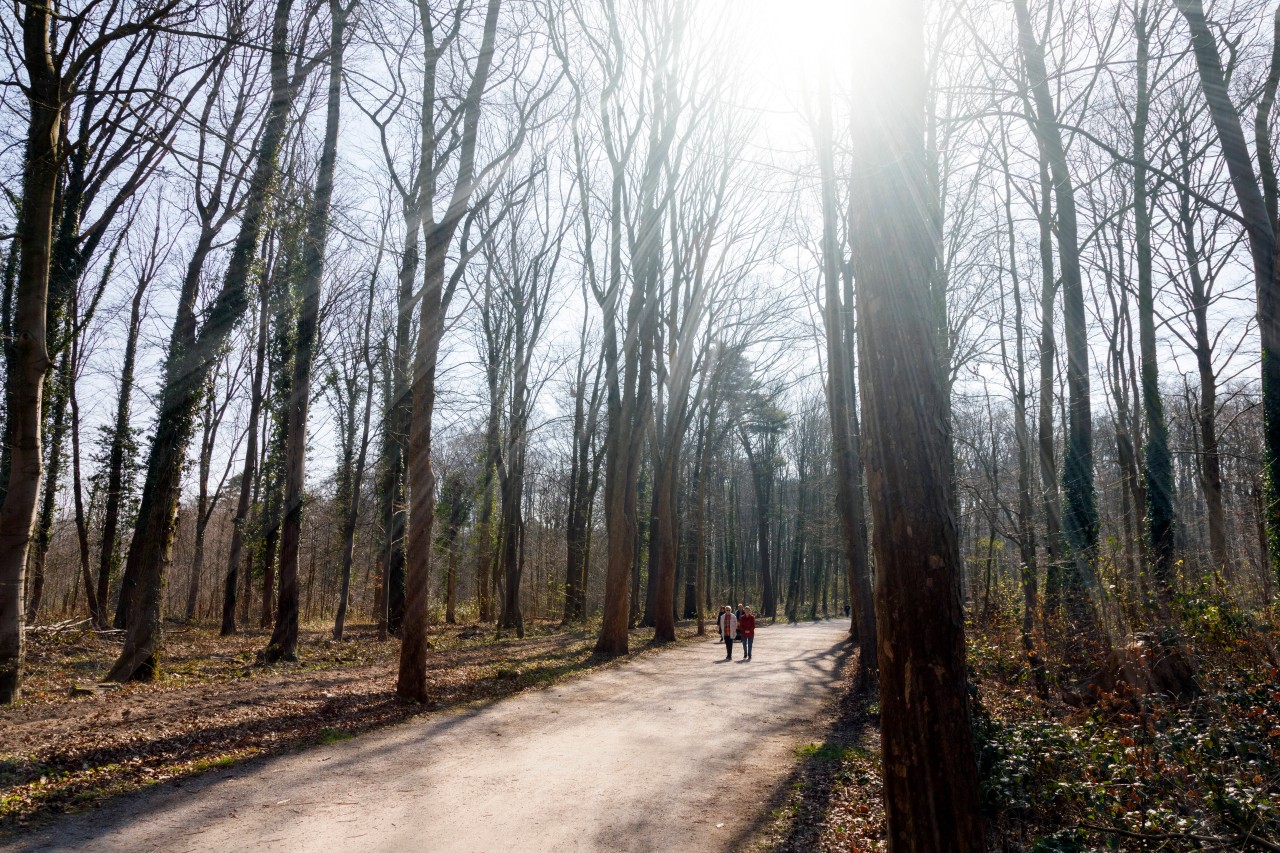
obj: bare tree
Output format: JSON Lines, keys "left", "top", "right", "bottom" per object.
{"left": 1013, "top": 0, "right": 1103, "bottom": 642}
{"left": 1, "top": 0, "right": 199, "bottom": 703}
{"left": 811, "top": 57, "right": 876, "bottom": 687}
{"left": 1172, "top": 0, "right": 1280, "bottom": 577}
{"left": 331, "top": 219, "right": 386, "bottom": 640}
{"left": 108, "top": 0, "right": 324, "bottom": 682}
{"left": 397, "top": 0, "right": 539, "bottom": 700}
{"left": 184, "top": 351, "right": 246, "bottom": 621}
{"left": 264, "top": 0, "right": 351, "bottom": 663}
{"left": 490, "top": 173, "right": 564, "bottom": 639}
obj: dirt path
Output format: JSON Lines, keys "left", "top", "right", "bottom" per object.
{"left": 4, "top": 620, "right": 849, "bottom": 853}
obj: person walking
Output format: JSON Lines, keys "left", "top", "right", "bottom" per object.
{"left": 739, "top": 605, "right": 756, "bottom": 660}
{"left": 718, "top": 606, "right": 738, "bottom": 660}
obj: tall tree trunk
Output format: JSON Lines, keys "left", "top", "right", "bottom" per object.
{"left": 640, "top": 459, "right": 660, "bottom": 629}
{"left": 849, "top": 3, "right": 985, "bottom": 848}
{"left": 474, "top": 273, "right": 502, "bottom": 626}
{"left": 398, "top": 245, "right": 446, "bottom": 700}
{"left": 107, "top": 0, "right": 299, "bottom": 682}
{"left": 260, "top": 454, "right": 283, "bottom": 629}
{"left": 785, "top": 490, "right": 804, "bottom": 623}
{"left": 497, "top": 453, "right": 526, "bottom": 637}
{"left": 562, "top": 340, "right": 600, "bottom": 624}
{"left": 596, "top": 252, "right": 652, "bottom": 655}
{"left": 1133, "top": 4, "right": 1176, "bottom": 602}
{"left": 333, "top": 235, "right": 381, "bottom": 640}
{"left": 1034, "top": 143, "right": 1065, "bottom": 617}
{"left": 377, "top": 207, "right": 416, "bottom": 640}
{"left": 741, "top": 430, "right": 778, "bottom": 619}
{"left": 221, "top": 276, "right": 269, "bottom": 635}
{"left": 100, "top": 274, "right": 148, "bottom": 630}
{"left": 815, "top": 60, "right": 877, "bottom": 686}
{"left": 689, "top": 407, "right": 714, "bottom": 636}
{"left": 185, "top": 385, "right": 219, "bottom": 623}
{"left": 474, "top": 430, "right": 498, "bottom": 623}
{"left": 187, "top": 514, "right": 208, "bottom": 622}
{"left": 111, "top": 227, "right": 214, "bottom": 631}
{"left": 1175, "top": 147, "right": 1230, "bottom": 576}
{"left": 24, "top": 344, "right": 69, "bottom": 623}
{"left": 1015, "top": 0, "right": 1099, "bottom": 648}
{"left": 68, "top": 335, "right": 98, "bottom": 625}
{"left": 265, "top": 0, "right": 346, "bottom": 663}
{"left": 397, "top": 0, "right": 502, "bottom": 701}
{"left": 998, "top": 133, "right": 1047, "bottom": 698}
{"left": 593, "top": 4, "right": 671, "bottom": 655}
{"left": 1, "top": 2, "right": 60, "bottom": 702}
{"left": 439, "top": 474, "right": 469, "bottom": 627}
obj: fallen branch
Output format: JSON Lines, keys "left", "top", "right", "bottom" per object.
{"left": 1225, "top": 818, "right": 1280, "bottom": 853}
{"left": 1079, "top": 821, "right": 1280, "bottom": 851}
{"left": 26, "top": 618, "right": 93, "bottom": 637}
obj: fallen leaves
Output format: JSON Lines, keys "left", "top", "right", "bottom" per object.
{"left": 1, "top": 620, "right": 672, "bottom": 830}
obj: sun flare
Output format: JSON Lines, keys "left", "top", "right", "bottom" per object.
{"left": 733, "top": 0, "right": 894, "bottom": 120}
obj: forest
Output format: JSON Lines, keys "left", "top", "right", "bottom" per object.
{"left": 4, "top": 0, "right": 1280, "bottom": 850}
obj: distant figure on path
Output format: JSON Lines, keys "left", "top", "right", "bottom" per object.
{"left": 844, "top": 604, "right": 851, "bottom": 619}
{"left": 718, "top": 606, "right": 738, "bottom": 660}
{"left": 739, "top": 606, "right": 756, "bottom": 660}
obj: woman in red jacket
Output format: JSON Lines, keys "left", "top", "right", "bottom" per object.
{"left": 739, "top": 605, "right": 756, "bottom": 660}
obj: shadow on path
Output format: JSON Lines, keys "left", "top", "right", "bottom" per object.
{"left": 728, "top": 636, "right": 881, "bottom": 852}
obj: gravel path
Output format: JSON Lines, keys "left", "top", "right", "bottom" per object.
{"left": 5, "top": 620, "right": 850, "bottom": 853}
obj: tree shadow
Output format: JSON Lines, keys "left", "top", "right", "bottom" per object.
{"left": 726, "top": 643, "right": 879, "bottom": 852}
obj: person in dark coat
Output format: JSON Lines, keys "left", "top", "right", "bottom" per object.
{"left": 739, "top": 605, "right": 756, "bottom": 660}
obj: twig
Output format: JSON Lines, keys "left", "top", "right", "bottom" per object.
{"left": 1224, "top": 818, "right": 1280, "bottom": 852}
{"left": 1080, "top": 819, "right": 1280, "bottom": 850}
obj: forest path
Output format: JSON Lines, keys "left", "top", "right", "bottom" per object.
{"left": 6, "top": 619, "right": 849, "bottom": 853}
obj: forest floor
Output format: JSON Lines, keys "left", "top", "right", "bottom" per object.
{"left": 756, "top": 604, "right": 1280, "bottom": 852}
{"left": 1, "top": 619, "right": 850, "bottom": 852}
{"left": 0, "top": 618, "right": 695, "bottom": 832}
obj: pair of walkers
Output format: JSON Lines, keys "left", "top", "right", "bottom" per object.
{"left": 717, "top": 604, "right": 755, "bottom": 660}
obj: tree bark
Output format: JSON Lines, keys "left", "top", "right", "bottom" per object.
{"left": 562, "top": 327, "right": 602, "bottom": 624}
{"left": 740, "top": 425, "right": 779, "bottom": 619}
{"left": 24, "top": 344, "right": 69, "bottom": 624}
{"left": 333, "top": 230, "right": 381, "bottom": 640}
{"left": 1175, "top": 143, "right": 1230, "bottom": 577}
{"left": 0, "top": 0, "right": 60, "bottom": 701}
{"left": 68, "top": 333, "right": 98, "bottom": 626}
{"left": 849, "top": 3, "right": 985, "bottom": 848}
{"left": 397, "top": 0, "right": 502, "bottom": 701}
{"left": 999, "top": 145, "right": 1048, "bottom": 699}
{"left": 1033, "top": 140, "right": 1065, "bottom": 616}
{"left": 100, "top": 271, "right": 149, "bottom": 630}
